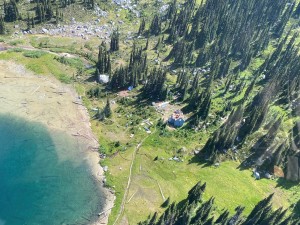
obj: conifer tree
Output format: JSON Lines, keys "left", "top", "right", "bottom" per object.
{"left": 0, "top": 16, "right": 5, "bottom": 35}
{"left": 144, "top": 38, "right": 149, "bottom": 50}
{"left": 97, "top": 42, "right": 111, "bottom": 75}
{"left": 293, "top": 2, "right": 300, "bottom": 18}
{"left": 55, "top": 5, "right": 59, "bottom": 25}
{"left": 138, "top": 18, "right": 146, "bottom": 35}
{"left": 103, "top": 98, "right": 112, "bottom": 118}
{"left": 110, "top": 29, "right": 120, "bottom": 52}
{"left": 142, "top": 68, "right": 167, "bottom": 100}
{"left": 46, "top": 2, "right": 54, "bottom": 20}
{"left": 149, "top": 15, "right": 161, "bottom": 36}
{"left": 36, "top": 3, "right": 43, "bottom": 23}
{"left": 4, "top": 0, "right": 19, "bottom": 22}
{"left": 26, "top": 13, "right": 31, "bottom": 30}
{"left": 31, "top": 17, "right": 35, "bottom": 28}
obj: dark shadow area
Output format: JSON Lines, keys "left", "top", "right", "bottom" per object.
{"left": 232, "top": 98, "right": 244, "bottom": 107}
{"left": 293, "top": 201, "right": 300, "bottom": 218}
{"left": 188, "top": 152, "right": 214, "bottom": 168}
{"left": 84, "top": 74, "right": 97, "bottom": 82}
{"left": 275, "top": 177, "right": 299, "bottom": 189}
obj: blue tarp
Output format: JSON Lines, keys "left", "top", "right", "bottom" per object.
{"left": 128, "top": 86, "right": 134, "bottom": 91}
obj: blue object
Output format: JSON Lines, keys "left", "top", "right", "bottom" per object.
{"left": 168, "top": 117, "right": 185, "bottom": 127}
{"left": 128, "top": 86, "right": 134, "bottom": 91}
{"left": 174, "top": 118, "right": 185, "bottom": 127}
{"left": 254, "top": 171, "right": 260, "bottom": 180}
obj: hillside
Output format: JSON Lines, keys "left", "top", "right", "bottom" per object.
{"left": 1, "top": 0, "right": 300, "bottom": 224}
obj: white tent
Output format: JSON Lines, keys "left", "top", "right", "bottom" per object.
{"left": 98, "top": 74, "right": 109, "bottom": 84}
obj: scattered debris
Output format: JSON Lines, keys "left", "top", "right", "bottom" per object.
{"left": 152, "top": 101, "right": 169, "bottom": 110}
{"left": 143, "top": 119, "right": 153, "bottom": 126}
{"left": 144, "top": 126, "right": 151, "bottom": 133}
{"left": 100, "top": 153, "right": 106, "bottom": 159}
{"left": 265, "top": 173, "right": 272, "bottom": 179}
{"left": 273, "top": 166, "right": 284, "bottom": 178}
{"left": 253, "top": 171, "right": 260, "bottom": 180}
{"left": 168, "top": 156, "right": 183, "bottom": 162}
{"left": 194, "top": 150, "right": 200, "bottom": 155}
{"left": 103, "top": 166, "right": 108, "bottom": 172}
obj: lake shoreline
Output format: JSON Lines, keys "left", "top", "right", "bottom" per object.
{"left": 0, "top": 60, "right": 115, "bottom": 225}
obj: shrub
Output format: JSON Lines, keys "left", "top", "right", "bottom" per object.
{"left": 54, "top": 56, "right": 84, "bottom": 69}
{"left": 9, "top": 39, "right": 24, "bottom": 46}
{"left": 23, "top": 50, "right": 47, "bottom": 58}
{"left": 8, "top": 48, "right": 23, "bottom": 52}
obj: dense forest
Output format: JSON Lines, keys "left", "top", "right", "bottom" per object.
{"left": 95, "top": 0, "right": 300, "bottom": 184}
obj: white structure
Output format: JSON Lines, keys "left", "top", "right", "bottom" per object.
{"left": 98, "top": 74, "right": 109, "bottom": 84}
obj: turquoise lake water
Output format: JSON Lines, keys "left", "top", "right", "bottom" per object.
{"left": 0, "top": 114, "right": 104, "bottom": 225}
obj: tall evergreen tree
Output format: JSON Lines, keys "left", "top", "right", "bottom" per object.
{"left": 138, "top": 18, "right": 146, "bottom": 35}
{"left": 110, "top": 29, "right": 120, "bottom": 52}
{"left": 97, "top": 41, "right": 111, "bottom": 75}
{"left": 103, "top": 98, "right": 112, "bottom": 118}
{"left": 149, "top": 15, "right": 162, "bottom": 36}
{"left": 0, "top": 16, "right": 5, "bottom": 35}
{"left": 4, "top": 0, "right": 19, "bottom": 22}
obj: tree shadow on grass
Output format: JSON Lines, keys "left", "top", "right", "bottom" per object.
{"left": 188, "top": 152, "right": 213, "bottom": 168}
{"left": 236, "top": 160, "right": 249, "bottom": 171}
{"left": 84, "top": 74, "right": 96, "bottom": 82}
{"left": 275, "top": 177, "right": 299, "bottom": 190}
{"left": 293, "top": 201, "right": 300, "bottom": 218}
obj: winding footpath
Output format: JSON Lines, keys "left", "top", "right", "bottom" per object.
{"left": 113, "top": 125, "right": 157, "bottom": 225}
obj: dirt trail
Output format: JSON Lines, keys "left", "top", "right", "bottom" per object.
{"left": 113, "top": 124, "right": 158, "bottom": 225}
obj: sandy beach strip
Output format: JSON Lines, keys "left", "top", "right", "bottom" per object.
{"left": 0, "top": 60, "right": 115, "bottom": 225}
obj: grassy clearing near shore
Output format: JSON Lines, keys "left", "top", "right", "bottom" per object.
{"left": 102, "top": 128, "right": 297, "bottom": 224}
{"left": 0, "top": 50, "right": 77, "bottom": 83}
{"left": 84, "top": 93, "right": 299, "bottom": 225}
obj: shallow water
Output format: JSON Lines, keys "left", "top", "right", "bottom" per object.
{"left": 0, "top": 114, "right": 104, "bottom": 225}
